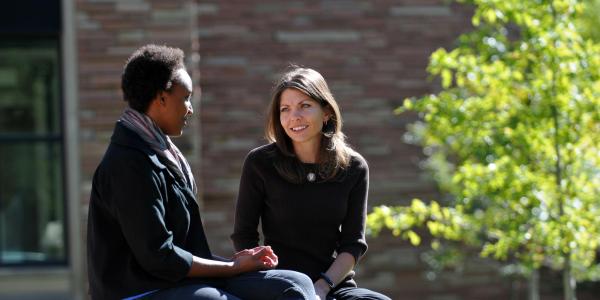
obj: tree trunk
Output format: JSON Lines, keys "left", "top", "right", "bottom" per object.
{"left": 563, "top": 255, "right": 577, "bottom": 300}
{"left": 528, "top": 269, "right": 539, "bottom": 300}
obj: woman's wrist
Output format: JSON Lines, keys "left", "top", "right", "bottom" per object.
{"left": 218, "top": 260, "right": 240, "bottom": 276}
{"left": 319, "top": 272, "right": 336, "bottom": 289}
{"left": 314, "top": 278, "right": 332, "bottom": 294}
{"left": 224, "top": 260, "right": 244, "bottom": 276}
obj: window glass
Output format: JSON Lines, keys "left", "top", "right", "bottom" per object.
{"left": 0, "top": 39, "right": 66, "bottom": 265}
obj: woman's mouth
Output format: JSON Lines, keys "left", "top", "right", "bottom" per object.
{"left": 291, "top": 125, "right": 308, "bottom": 132}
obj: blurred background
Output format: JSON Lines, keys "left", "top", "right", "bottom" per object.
{"left": 0, "top": 0, "right": 598, "bottom": 299}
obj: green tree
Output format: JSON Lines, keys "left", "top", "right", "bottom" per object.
{"left": 368, "top": 1, "right": 600, "bottom": 299}
{"left": 577, "top": 0, "right": 600, "bottom": 42}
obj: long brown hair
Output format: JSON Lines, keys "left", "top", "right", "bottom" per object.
{"left": 265, "top": 66, "right": 352, "bottom": 183}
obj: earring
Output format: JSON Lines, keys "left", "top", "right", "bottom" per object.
{"left": 322, "top": 119, "right": 335, "bottom": 137}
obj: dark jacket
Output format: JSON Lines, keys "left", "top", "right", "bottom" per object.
{"left": 87, "top": 122, "right": 212, "bottom": 300}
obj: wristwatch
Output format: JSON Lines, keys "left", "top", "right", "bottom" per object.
{"left": 319, "top": 272, "right": 335, "bottom": 289}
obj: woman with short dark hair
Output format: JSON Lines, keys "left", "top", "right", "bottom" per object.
{"left": 87, "top": 45, "right": 316, "bottom": 300}
{"left": 232, "top": 67, "right": 390, "bottom": 300}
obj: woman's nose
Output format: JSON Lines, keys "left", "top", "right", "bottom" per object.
{"left": 291, "top": 109, "right": 301, "bottom": 119}
{"left": 186, "top": 102, "right": 194, "bottom": 115}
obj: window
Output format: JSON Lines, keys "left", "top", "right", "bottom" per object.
{"left": 0, "top": 39, "right": 66, "bottom": 265}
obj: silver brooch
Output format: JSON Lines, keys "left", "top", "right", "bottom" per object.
{"left": 307, "top": 172, "right": 316, "bottom": 182}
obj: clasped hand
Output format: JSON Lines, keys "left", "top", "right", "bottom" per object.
{"left": 231, "top": 246, "right": 278, "bottom": 272}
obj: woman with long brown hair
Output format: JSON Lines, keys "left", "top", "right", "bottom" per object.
{"left": 232, "top": 67, "right": 390, "bottom": 300}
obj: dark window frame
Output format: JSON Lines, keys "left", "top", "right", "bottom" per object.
{"left": 0, "top": 14, "right": 68, "bottom": 267}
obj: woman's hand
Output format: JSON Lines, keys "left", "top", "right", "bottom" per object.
{"left": 232, "top": 246, "right": 279, "bottom": 273}
{"left": 187, "top": 246, "right": 279, "bottom": 277}
{"left": 233, "top": 246, "right": 279, "bottom": 265}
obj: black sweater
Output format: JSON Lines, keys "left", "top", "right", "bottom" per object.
{"left": 231, "top": 143, "right": 369, "bottom": 284}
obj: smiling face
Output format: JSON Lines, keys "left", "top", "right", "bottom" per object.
{"left": 157, "top": 68, "right": 194, "bottom": 136}
{"left": 279, "top": 88, "right": 330, "bottom": 150}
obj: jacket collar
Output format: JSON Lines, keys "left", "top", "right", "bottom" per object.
{"left": 111, "top": 121, "right": 166, "bottom": 170}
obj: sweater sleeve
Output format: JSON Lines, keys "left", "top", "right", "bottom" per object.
{"left": 337, "top": 156, "right": 369, "bottom": 263}
{"left": 231, "top": 150, "right": 265, "bottom": 251}
{"left": 109, "top": 154, "right": 193, "bottom": 282}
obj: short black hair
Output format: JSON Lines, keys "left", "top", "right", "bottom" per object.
{"left": 121, "top": 44, "right": 185, "bottom": 112}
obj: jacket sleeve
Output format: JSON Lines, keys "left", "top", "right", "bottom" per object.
{"left": 109, "top": 153, "right": 193, "bottom": 282}
{"left": 337, "top": 156, "right": 369, "bottom": 263}
{"left": 231, "top": 151, "right": 264, "bottom": 251}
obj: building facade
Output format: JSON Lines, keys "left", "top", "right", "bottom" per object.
{"left": 1, "top": 1, "right": 596, "bottom": 299}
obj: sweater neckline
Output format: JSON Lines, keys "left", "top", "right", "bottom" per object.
{"left": 301, "top": 162, "right": 318, "bottom": 167}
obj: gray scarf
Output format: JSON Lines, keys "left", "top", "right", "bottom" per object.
{"left": 119, "top": 107, "right": 197, "bottom": 194}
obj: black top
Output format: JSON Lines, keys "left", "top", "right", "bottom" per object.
{"left": 231, "top": 143, "right": 369, "bottom": 285}
{"left": 87, "top": 122, "right": 213, "bottom": 300}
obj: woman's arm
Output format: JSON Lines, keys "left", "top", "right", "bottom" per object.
{"left": 337, "top": 156, "right": 369, "bottom": 263}
{"left": 110, "top": 155, "right": 194, "bottom": 282}
{"left": 111, "top": 153, "right": 276, "bottom": 281}
{"left": 231, "top": 151, "right": 265, "bottom": 250}
{"left": 188, "top": 246, "right": 278, "bottom": 277}
{"left": 313, "top": 252, "right": 355, "bottom": 298}
{"left": 314, "top": 156, "right": 370, "bottom": 298}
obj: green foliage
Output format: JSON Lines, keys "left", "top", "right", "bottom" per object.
{"left": 577, "top": 0, "right": 600, "bottom": 42}
{"left": 369, "top": 0, "right": 600, "bottom": 284}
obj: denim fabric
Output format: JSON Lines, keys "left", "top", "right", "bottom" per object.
{"left": 329, "top": 287, "right": 391, "bottom": 300}
{"left": 145, "top": 270, "right": 315, "bottom": 300}
{"left": 146, "top": 284, "right": 239, "bottom": 300}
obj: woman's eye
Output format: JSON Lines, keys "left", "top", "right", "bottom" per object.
{"left": 301, "top": 103, "right": 311, "bottom": 108}
{"left": 280, "top": 107, "right": 288, "bottom": 112}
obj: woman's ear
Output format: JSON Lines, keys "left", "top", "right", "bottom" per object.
{"left": 158, "top": 91, "right": 167, "bottom": 106}
{"left": 323, "top": 107, "right": 333, "bottom": 122}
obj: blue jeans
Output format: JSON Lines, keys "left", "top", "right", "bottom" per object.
{"left": 145, "top": 269, "right": 315, "bottom": 300}
{"left": 329, "top": 287, "right": 391, "bottom": 300}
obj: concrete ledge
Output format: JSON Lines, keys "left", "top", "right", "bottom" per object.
{"left": 0, "top": 267, "right": 69, "bottom": 298}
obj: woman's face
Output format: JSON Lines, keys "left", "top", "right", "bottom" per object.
{"left": 279, "top": 88, "right": 330, "bottom": 148}
{"left": 159, "top": 69, "right": 193, "bottom": 136}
